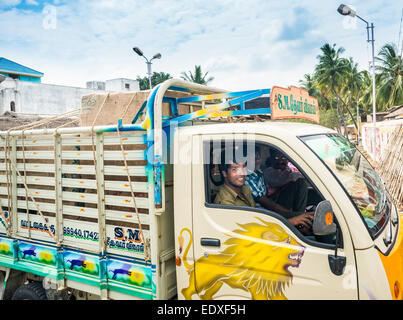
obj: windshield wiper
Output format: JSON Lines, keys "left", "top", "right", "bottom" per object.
{"left": 383, "top": 221, "right": 393, "bottom": 247}
{"left": 391, "top": 206, "right": 398, "bottom": 226}
{"left": 383, "top": 207, "right": 393, "bottom": 247}
{"left": 377, "top": 183, "right": 389, "bottom": 213}
{"left": 378, "top": 195, "right": 387, "bottom": 213}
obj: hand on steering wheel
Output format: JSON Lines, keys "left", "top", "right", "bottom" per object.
{"left": 288, "top": 212, "right": 315, "bottom": 229}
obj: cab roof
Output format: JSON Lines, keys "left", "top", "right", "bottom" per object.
{"left": 179, "top": 120, "right": 335, "bottom": 139}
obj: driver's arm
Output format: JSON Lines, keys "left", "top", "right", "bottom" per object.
{"left": 256, "top": 195, "right": 291, "bottom": 215}
{"left": 257, "top": 196, "right": 315, "bottom": 231}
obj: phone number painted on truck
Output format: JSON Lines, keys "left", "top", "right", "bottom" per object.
{"left": 15, "top": 214, "right": 147, "bottom": 258}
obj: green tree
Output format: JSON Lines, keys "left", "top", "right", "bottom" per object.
{"left": 375, "top": 43, "right": 403, "bottom": 110}
{"left": 136, "top": 71, "right": 172, "bottom": 90}
{"left": 299, "top": 73, "right": 331, "bottom": 112}
{"left": 342, "top": 57, "right": 366, "bottom": 131}
{"left": 180, "top": 65, "right": 214, "bottom": 85}
{"left": 298, "top": 41, "right": 403, "bottom": 135}
{"left": 357, "top": 70, "right": 373, "bottom": 115}
{"left": 319, "top": 108, "right": 339, "bottom": 129}
{"left": 314, "top": 43, "right": 358, "bottom": 134}
{"left": 299, "top": 73, "right": 319, "bottom": 97}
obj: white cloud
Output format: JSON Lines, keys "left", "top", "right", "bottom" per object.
{"left": 204, "top": 55, "right": 239, "bottom": 72}
{"left": 0, "top": 0, "right": 22, "bottom": 8}
{"left": 25, "top": 0, "right": 38, "bottom": 5}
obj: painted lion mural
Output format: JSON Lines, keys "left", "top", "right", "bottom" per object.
{"left": 178, "top": 218, "right": 305, "bottom": 300}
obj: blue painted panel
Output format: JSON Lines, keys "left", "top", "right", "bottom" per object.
{"left": 19, "top": 75, "right": 41, "bottom": 82}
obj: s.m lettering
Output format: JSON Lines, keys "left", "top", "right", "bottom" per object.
{"left": 114, "top": 227, "right": 124, "bottom": 240}
{"left": 277, "top": 94, "right": 283, "bottom": 109}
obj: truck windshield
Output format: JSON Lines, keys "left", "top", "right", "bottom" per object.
{"left": 300, "top": 133, "right": 390, "bottom": 238}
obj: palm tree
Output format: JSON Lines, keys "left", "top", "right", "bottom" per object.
{"left": 299, "top": 73, "right": 319, "bottom": 97}
{"left": 314, "top": 43, "right": 358, "bottom": 134}
{"left": 299, "top": 72, "right": 343, "bottom": 131}
{"left": 136, "top": 71, "right": 172, "bottom": 90}
{"left": 314, "top": 43, "right": 348, "bottom": 91}
{"left": 375, "top": 43, "right": 403, "bottom": 110}
{"left": 180, "top": 65, "right": 214, "bottom": 85}
{"left": 343, "top": 58, "right": 364, "bottom": 103}
{"left": 342, "top": 58, "right": 366, "bottom": 131}
{"left": 358, "top": 70, "right": 373, "bottom": 115}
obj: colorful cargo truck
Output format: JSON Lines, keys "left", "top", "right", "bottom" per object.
{"left": 0, "top": 79, "right": 402, "bottom": 300}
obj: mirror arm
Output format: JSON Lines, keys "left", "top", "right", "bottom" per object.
{"left": 334, "top": 227, "right": 339, "bottom": 257}
{"left": 328, "top": 225, "right": 346, "bottom": 276}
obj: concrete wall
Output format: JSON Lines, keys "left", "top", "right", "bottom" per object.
{"left": 86, "top": 81, "right": 106, "bottom": 90}
{"left": 105, "top": 78, "right": 139, "bottom": 92}
{"left": 0, "top": 78, "right": 104, "bottom": 115}
{"left": 362, "top": 119, "right": 403, "bottom": 162}
{"left": 0, "top": 77, "right": 140, "bottom": 116}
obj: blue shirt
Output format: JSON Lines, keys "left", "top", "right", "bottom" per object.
{"left": 245, "top": 169, "right": 267, "bottom": 205}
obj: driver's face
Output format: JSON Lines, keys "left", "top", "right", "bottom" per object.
{"left": 223, "top": 162, "right": 247, "bottom": 188}
{"left": 272, "top": 152, "right": 288, "bottom": 170}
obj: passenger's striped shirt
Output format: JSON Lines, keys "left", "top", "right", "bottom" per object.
{"left": 245, "top": 169, "right": 267, "bottom": 206}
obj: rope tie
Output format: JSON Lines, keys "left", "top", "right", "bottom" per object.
{"left": 116, "top": 124, "right": 150, "bottom": 263}
{"left": 117, "top": 93, "right": 151, "bottom": 263}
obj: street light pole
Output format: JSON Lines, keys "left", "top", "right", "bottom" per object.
{"left": 132, "top": 47, "right": 162, "bottom": 90}
{"left": 146, "top": 61, "right": 152, "bottom": 90}
{"left": 337, "top": 5, "right": 377, "bottom": 157}
{"left": 369, "top": 23, "right": 377, "bottom": 157}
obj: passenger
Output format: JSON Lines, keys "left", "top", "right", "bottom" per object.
{"left": 215, "top": 147, "right": 314, "bottom": 233}
{"left": 263, "top": 150, "right": 309, "bottom": 213}
{"left": 245, "top": 146, "right": 282, "bottom": 210}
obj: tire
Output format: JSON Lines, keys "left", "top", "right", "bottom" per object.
{"left": 11, "top": 282, "right": 48, "bottom": 300}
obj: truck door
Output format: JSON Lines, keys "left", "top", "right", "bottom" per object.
{"left": 181, "top": 134, "right": 358, "bottom": 300}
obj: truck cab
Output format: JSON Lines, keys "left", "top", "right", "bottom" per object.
{"left": 173, "top": 120, "right": 402, "bottom": 300}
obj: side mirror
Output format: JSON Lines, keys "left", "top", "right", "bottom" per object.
{"left": 313, "top": 200, "right": 337, "bottom": 236}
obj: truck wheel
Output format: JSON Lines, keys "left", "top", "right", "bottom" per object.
{"left": 11, "top": 282, "right": 48, "bottom": 300}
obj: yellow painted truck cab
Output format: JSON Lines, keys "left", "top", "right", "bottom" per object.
{"left": 173, "top": 121, "right": 402, "bottom": 300}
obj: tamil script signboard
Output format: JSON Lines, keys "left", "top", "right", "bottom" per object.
{"left": 270, "top": 86, "right": 320, "bottom": 124}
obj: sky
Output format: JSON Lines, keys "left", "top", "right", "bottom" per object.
{"left": 0, "top": 0, "right": 402, "bottom": 91}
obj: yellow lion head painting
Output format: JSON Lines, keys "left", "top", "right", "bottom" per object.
{"left": 178, "top": 218, "right": 305, "bottom": 300}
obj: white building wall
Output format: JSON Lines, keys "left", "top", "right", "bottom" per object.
{"left": 0, "top": 77, "right": 140, "bottom": 115}
{"left": 0, "top": 78, "right": 103, "bottom": 115}
{"left": 105, "top": 78, "right": 139, "bottom": 92}
{"left": 361, "top": 119, "right": 403, "bottom": 162}
{"left": 6, "top": 79, "right": 106, "bottom": 114}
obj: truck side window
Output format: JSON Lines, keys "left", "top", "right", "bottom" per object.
{"left": 204, "top": 140, "right": 335, "bottom": 246}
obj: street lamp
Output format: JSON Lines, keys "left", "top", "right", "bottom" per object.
{"left": 337, "top": 4, "right": 377, "bottom": 157}
{"left": 132, "top": 47, "right": 162, "bottom": 90}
